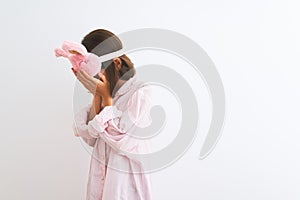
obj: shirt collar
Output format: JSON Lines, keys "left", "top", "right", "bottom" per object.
{"left": 114, "top": 75, "right": 137, "bottom": 97}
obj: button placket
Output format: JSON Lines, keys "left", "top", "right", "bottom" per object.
{"left": 101, "top": 142, "right": 106, "bottom": 181}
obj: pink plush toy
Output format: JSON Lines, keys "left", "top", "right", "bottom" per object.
{"left": 54, "top": 41, "right": 101, "bottom": 76}
{"left": 54, "top": 40, "right": 125, "bottom": 77}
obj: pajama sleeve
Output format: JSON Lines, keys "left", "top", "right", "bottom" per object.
{"left": 72, "top": 103, "right": 97, "bottom": 147}
{"left": 87, "top": 85, "right": 153, "bottom": 157}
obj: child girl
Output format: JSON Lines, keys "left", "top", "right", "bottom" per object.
{"left": 72, "top": 29, "right": 153, "bottom": 200}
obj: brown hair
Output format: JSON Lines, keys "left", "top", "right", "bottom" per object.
{"left": 81, "top": 29, "right": 136, "bottom": 97}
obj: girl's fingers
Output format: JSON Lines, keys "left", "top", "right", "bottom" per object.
{"left": 98, "top": 73, "right": 106, "bottom": 83}
{"left": 77, "top": 70, "right": 84, "bottom": 78}
{"left": 76, "top": 70, "right": 83, "bottom": 80}
{"left": 77, "top": 70, "right": 88, "bottom": 83}
{"left": 77, "top": 70, "right": 99, "bottom": 94}
{"left": 80, "top": 69, "right": 92, "bottom": 80}
{"left": 77, "top": 71, "right": 88, "bottom": 85}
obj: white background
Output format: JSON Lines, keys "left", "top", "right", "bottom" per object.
{"left": 1, "top": 0, "right": 300, "bottom": 199}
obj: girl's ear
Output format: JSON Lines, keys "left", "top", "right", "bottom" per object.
{"left": 113, "top": 58, "right": 122, "bottom": 71}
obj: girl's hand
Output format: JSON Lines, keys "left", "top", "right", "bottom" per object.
{"left": 75, "top": 69, "right": 112, "bottom": 106}
{"left": 75, "top": 69, "right": 100, "bottom": 95}
{"left": 96, "top": 73, "right": 113, "bottom": 106}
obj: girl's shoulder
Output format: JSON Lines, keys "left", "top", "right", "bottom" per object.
{"left": 131, "top": 80, "right": 153, "bottom": 97}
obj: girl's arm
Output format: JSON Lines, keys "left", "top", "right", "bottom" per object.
{"left": 86, "top": 86, "right": 153, "bottom": 157}
{"left": 74, "top": 85, "right": 153, "bottom": 158}
{"left": 71, "top": 68, "right": 105, "bottom": 147}
{"left": 88, "top": 94, "right": 103, "bottom": 122}
{"left": 73, "top": 95, "right": 103, "bottom": 147}
{"left": 73, "top": 94, "right": 112, "bottom": 147}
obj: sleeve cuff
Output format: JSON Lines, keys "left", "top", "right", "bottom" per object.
{"left": 87, "top": 105, "right": 123, "bottom": 137}
{"left": 72, "top": 103, "right": 92, "bottom": 137}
